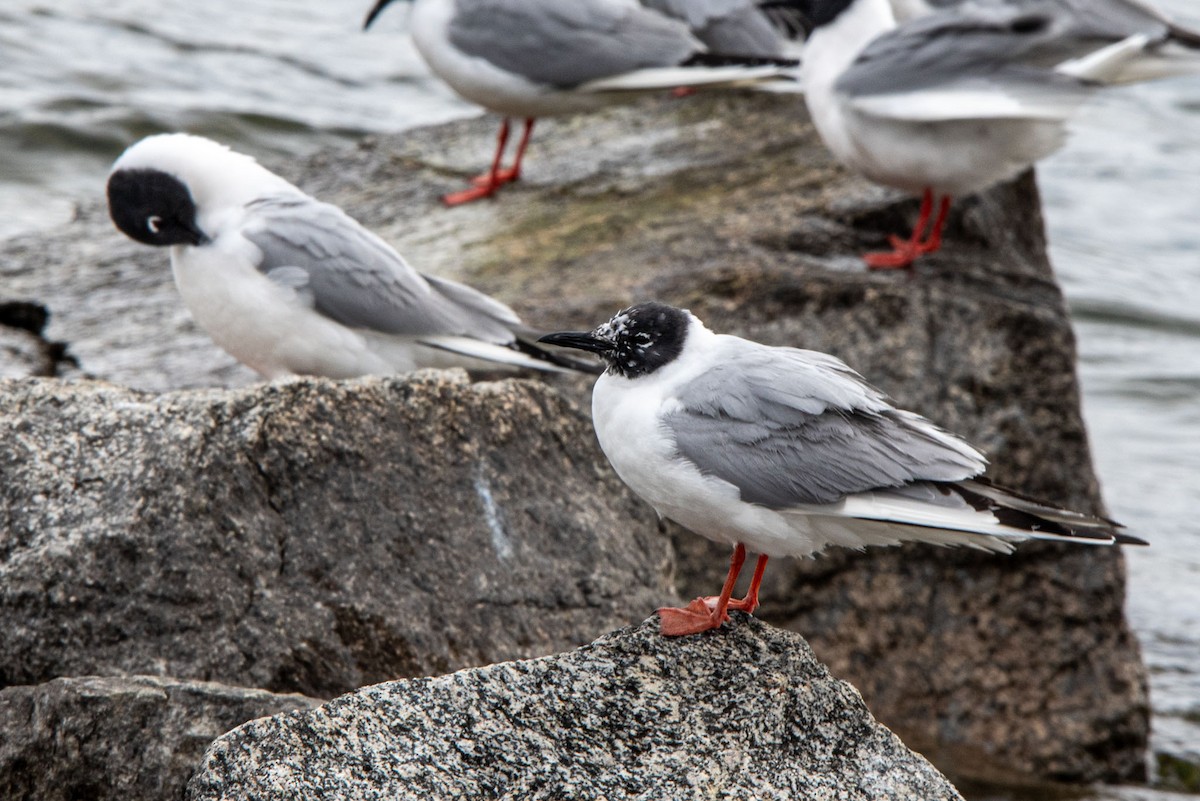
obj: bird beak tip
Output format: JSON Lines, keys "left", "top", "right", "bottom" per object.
{"left": 538, "top": 331, "right": 612, "bottom": 355}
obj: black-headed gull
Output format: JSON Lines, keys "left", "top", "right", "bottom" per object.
{"left": 542, "top": 302, "right": 1145, "bottom": 635}
{"left": 781, "top": 0, "right": 1200, "bottom": 268}
{"left": 364, "top": 0, "right": 798, "bottom": 205}
{"left": 107, "top": 133, "right": 594, "bottom": 379}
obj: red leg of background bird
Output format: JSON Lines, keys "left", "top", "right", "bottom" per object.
{"left": 496, "top": 117, "right": 534, "bottom": 184}
{"left": 863, "top": 188, "right": 936, "bottom": 270}
{"left": 658, "top": 543, "right": 747, "bottom": 636}
{"left": 443, "top": 118, "right": 512, "bottom": 206}
{"left": 885, "top": 189, "right": 934, "bottom": 249}
{"left": 727, "top": 554, "right": 769, "bottom": 613}
{"left": 914, "top": 195, "right": 952, "bottom": 255}
{"left": 470, "top": 117, "right": 535, "bottom": 187}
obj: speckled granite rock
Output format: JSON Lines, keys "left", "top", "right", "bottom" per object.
{"left": 0, "top": 675, "right": 317, "bottom": 801}
{"left": 187, "top": 616, "right": 964, "bottom": 801}
{"left": 0, "top": 373, "right": 669, "bottom": 698}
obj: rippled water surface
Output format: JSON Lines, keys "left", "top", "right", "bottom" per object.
{"left": 1, "top": 0, "right": 1198, "bottom": 795}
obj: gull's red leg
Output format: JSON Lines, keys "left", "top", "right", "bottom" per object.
{"left": 727, "top": 554, "right": 769, "bottom": 613}
{"left": 915, "top": 195, "right": 952, "bottom": 255}
{"left": 471, "top": 117, "right": 535, "bottom": 187}
{"left": 444, "top": 118, "right": 512, "bottom": 206}
{"left": 863, "top": 187, "right": 938, "bottom": 270}
{"left": 886, "top": 189, "right": 934, "bottom": 250}
{"left": 496, "top": 117, "right": 535, "bottom": 184}
{"left": 658, "top": 543, "right": 747, "bottom": 636}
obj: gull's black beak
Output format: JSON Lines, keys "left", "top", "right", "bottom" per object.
{"left": 363, "top": 0, "right": 403, "bottom": 30}
{"left": 537, "top": 331, "right": 614, "bottom": 355}
{"left": 183, "top": 220, "right": 211, "bottom": 247}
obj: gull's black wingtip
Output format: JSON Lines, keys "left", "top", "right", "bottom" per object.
{"left": 1114, "top": 531, "right": 1150, "bottom": 547}
{"left": 362, "top": 0, "right": 395, "bottom": 31}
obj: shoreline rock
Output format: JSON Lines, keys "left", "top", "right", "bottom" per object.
{"left": 187, "top": 616, "right": 966, "bottom": 801}
{"left": 0, "top": 373, "right": 671, "bottom": 697}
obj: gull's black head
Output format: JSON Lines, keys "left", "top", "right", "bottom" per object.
{"left": 759, "top": 0, "right": 854, "bottom": 34}
{"left": 107, "top": 168, "right": 208, "bottom": 248}
{"left": 363, "top": 0, "right": 412, "bottom": 30}
{"left": 538, "top": 302, "right": 691, "bottom": 379}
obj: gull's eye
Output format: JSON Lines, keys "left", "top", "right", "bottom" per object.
{"left": 146, "top": 215, "right": 163, "bottom": 234}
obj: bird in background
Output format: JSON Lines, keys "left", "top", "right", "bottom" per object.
{"left": 363, "top": 0, "right": 801, "bottom": 206}
{"left": 107, "top": 133, "right": 594, "bottom": 380}
{"left": 542, "top": 302, "right": 1145, "bottom": 636}
{"left": 770, "top": 0, "right": 1200, "bottom": 269}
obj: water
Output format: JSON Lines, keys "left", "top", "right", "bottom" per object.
{"left": 0, "top": 0, "right": 469, "bottom": 238}
{"left": 1034, "top": 0, "right": 1200, "bottom": 772}
{"left": 1, "top": 0, "right": 1198, "bottom": 792}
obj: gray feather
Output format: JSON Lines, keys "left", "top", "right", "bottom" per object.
{"left": 665, "top": 341, "right": 985, "bottom": 507}
{"left": 242, "top": 194, "right": 519, "bottom": 343}
{"left": 836, "top": 0, "right": 1169, "bottom": 100}
{"left": 643, "top": 0, "right": 785, "bottom": 55}
{"left": 447, "top": 0, "right": 700, "bottom": 88}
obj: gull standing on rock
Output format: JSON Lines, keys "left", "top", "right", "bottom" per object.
{"left": 363, "top": 0, "right": 799, "bottom": 205}
{"left": 542, "top": 302, "right": 1146, "bottom": 636}
{"left": 107, "top": 133, "right": 593, "bottom": 379}
{"left": 778, "top": 0, "right": 1200, "bottom": 268}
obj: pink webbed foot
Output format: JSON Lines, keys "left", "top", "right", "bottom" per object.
{"left": 657, "top": 598, "right": 728, "bottom": 636}
{"left": 863, "top": 243, "right": 922, "bottom": 270}
{"left": 469, "top": 166, "right": 520, "bottom": 188}
{"left": 441, "top": 181, "right": 502, "bottom": 206}
{"left": 863, "top": 191, "right": 952, "bottom": 271}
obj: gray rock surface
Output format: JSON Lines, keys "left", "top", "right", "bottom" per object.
{"left": 187, "top": 616, "right": 965, "bottom": 801}
{"left": 0, "top": 373, "right": 670, "bottom": 697}
{"left": 0, "top": 675, "right": 317, "bottom": 801}
{"left": 0, "top": 91, "right": 1148, "bottom": 784}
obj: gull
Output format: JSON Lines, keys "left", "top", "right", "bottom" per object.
{"left": 107, "top": 133, "right": 592, "bottom": 379}
{"left": 641, "top": 0, "right": 793, "bottom": 56}
{"left": 776, "top": 0, "right": 1200, "bottom": 268}
{"left": 541, "top": 302, "right": 1145, "bottom": 636}
{"left": 363, "top": 0, "right": 799, "bottom": 205}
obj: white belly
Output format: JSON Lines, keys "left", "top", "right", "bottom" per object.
{"left": 833, "top": 104, "right": 1069, "bottom": 196}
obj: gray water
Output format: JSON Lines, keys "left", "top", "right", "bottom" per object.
{"left": 1, "top": 0, "right": 1198, "bottom": 794}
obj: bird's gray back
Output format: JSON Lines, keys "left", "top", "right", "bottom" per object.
{"left": 836, "top": 0, "right": 1171, "bottom": 99}
{"left": 447, "top": 0, "right": 700, "bottom": 88}
{"left": 664, "top": 339, "right": 985, "bottom": 507}
{"left": 642, "top": 0, "right": 785, "bottom": 56}
{"left": 242, "top": 195, "right": 520, "bottom": 343}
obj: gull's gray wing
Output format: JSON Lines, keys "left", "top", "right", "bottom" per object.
{"left": 664, "top": 339, "right": 986, "bottom": 507}
{"left": 446, "top": 0, "right": 700, "bottom": 88}
{"left": 643, "top": 0, "right": 785, "bottom": 56}
{"left": 241, "top": 194, "right": 520, "bottom": 343}
{"left": 833, "top": 0, "right": 1156, "bottom": 118}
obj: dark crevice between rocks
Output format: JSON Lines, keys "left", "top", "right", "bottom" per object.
{"left": 0, "top": 300, "right": 80, "bottom": 378}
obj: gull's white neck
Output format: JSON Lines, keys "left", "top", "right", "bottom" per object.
{"left": 801, "top": 0, "right": 897, "bottom": 97}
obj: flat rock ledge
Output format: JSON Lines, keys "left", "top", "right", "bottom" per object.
{"left": 188, "top": 616, "right": 964, "bottom": 801}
